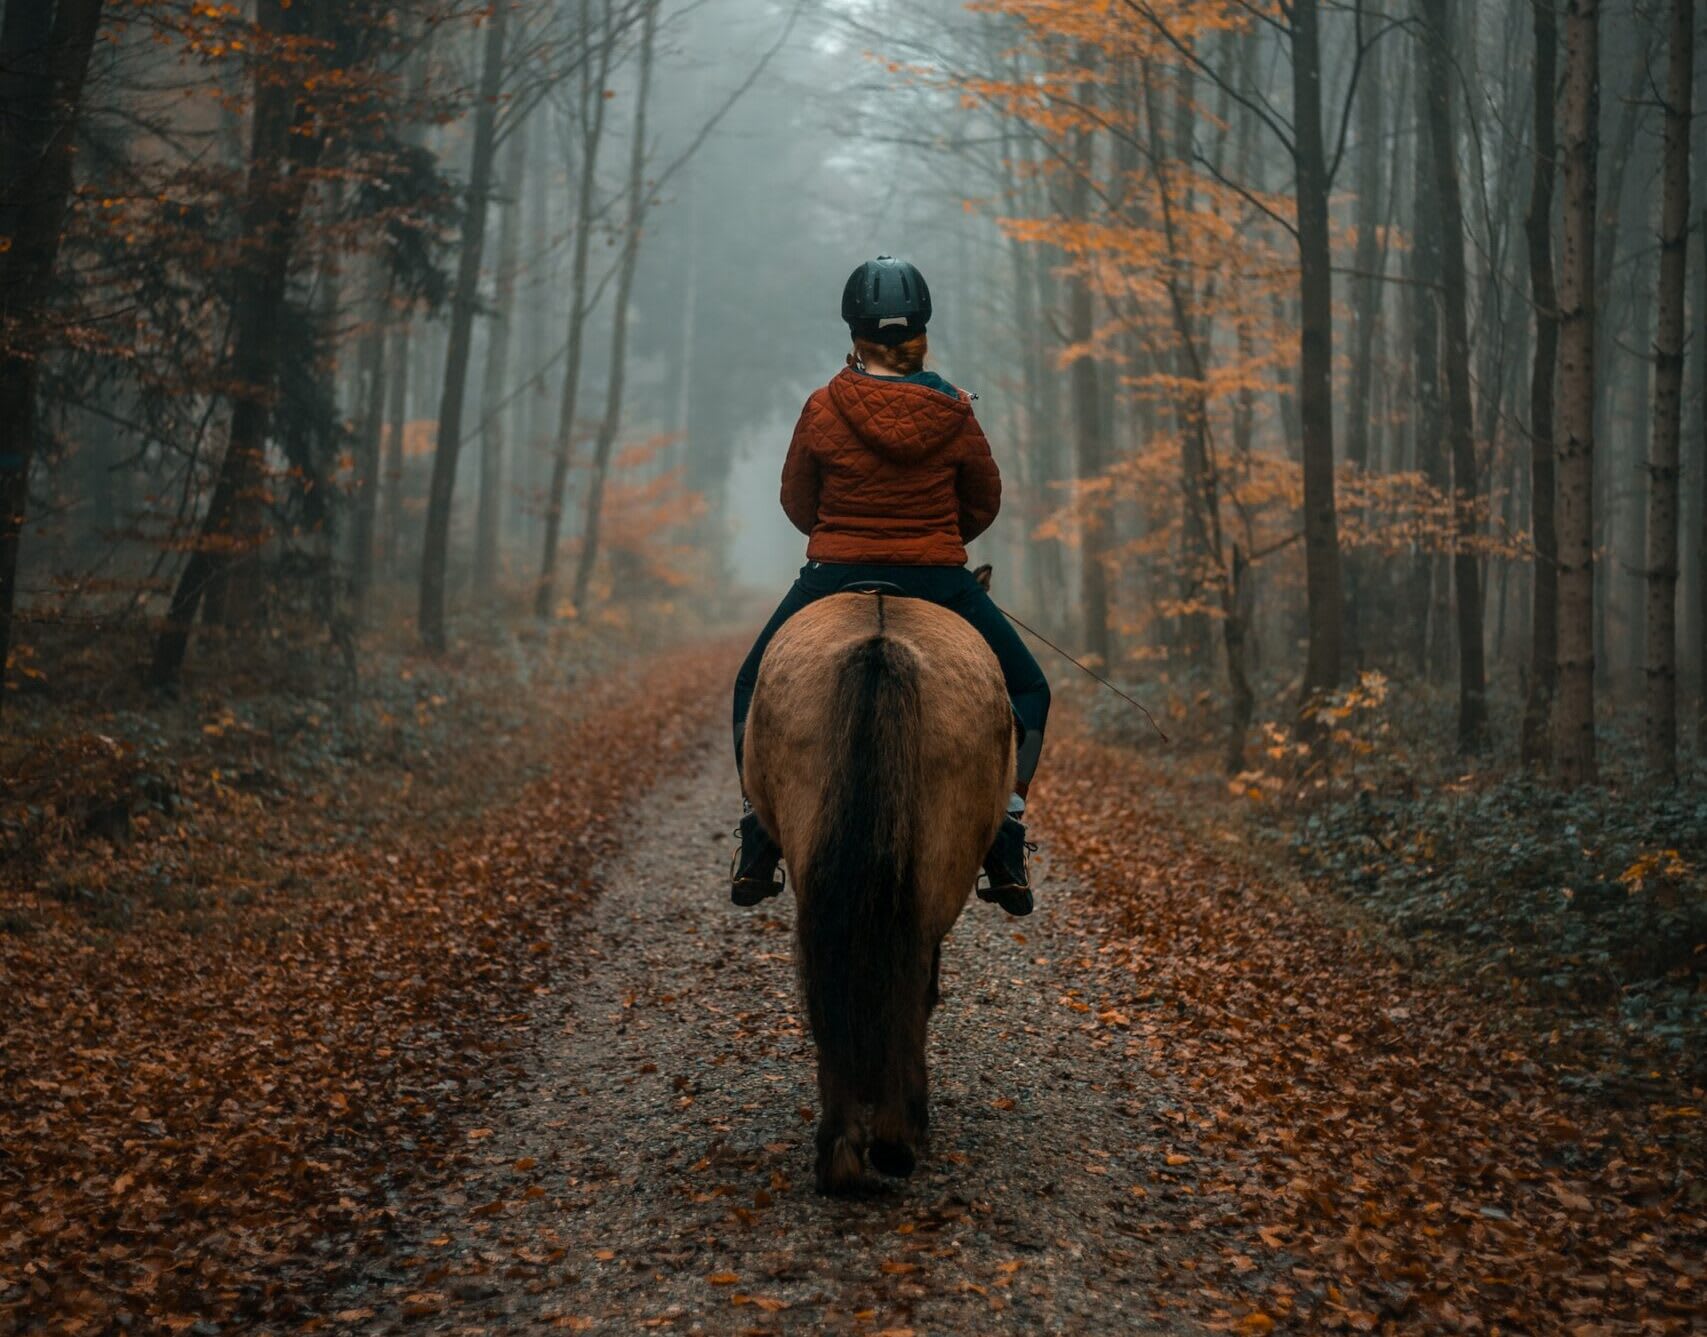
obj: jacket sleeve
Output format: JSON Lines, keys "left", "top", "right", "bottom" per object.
{"left": 955, "top": 412, "right": 1002, "bottom": 543}
{"left": 779, "top": 399, "right": 821, "bottom": 537}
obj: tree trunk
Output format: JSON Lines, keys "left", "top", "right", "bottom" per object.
{"left": 1698, "top": 202, "right": 1707, "bottom": 750}
{"left": 1589, "top": 46, "right": 1647, "bottom": 689}
{"left": 1291, "top": 0, "right": 1345, "bottom": 729}
{"left": 1343, "top": 32, "right": 1385, "bottom": 672}
{"left": 475, "top": 115, "right": 528, "bottom": 598}
{"left": 151, "top": 0, "right": 316, "bottom": 688}
{"left": 1521, "top": 0, "right": 1561, "bottom": 767}
{"left": 350, "top": 266, "right": 390, "bottom": 624}
{"left": 1643, "top": 0, "right": 1693, "bottom": 780}
{"left": 381, "top": 321, "right": 410, "bottom": 577}
{"left": 418, "top": 0, "right": 508, "bottom": 653}
{"left": 1419, "top": 0, "right": 1488, "bottom": 750}
{"left": 0, "top": 0, "right": 105, "bottom": 707}
{"left": 535, "top": 0, "right": 614, "bottom": 620}
{"left": 1553, "top": 0, "right": 1600, "bottom": 784}
{"left": 1068, "top": 61, "right": 1112, "bottom": 668}
{"left": 1032, "top": 231, "right": 1070, "bottom": 637}
{"left": 571, "top": 0, "right": 659, "bottom": 613}
{"left": 1409, "top": 42, "right": 1452, "bottom": 681}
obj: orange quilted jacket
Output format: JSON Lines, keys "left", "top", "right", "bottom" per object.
{"left": 779, "top": 367, "right": 1001, "bottom": 566}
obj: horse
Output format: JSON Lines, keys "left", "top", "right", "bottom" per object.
{"left": 742, "top": 586, "right": 1015, "bottom": 1194}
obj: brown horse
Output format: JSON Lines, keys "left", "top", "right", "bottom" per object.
{"left": 742, "top": 589, "right": 1014, "bottom": 1194}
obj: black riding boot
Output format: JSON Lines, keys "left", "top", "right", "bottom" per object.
{"left": 977, "top": 814, "right": 1035, "bottom": 916}
{"left": 731, "top": 806, "right": 786, "bottom": 906}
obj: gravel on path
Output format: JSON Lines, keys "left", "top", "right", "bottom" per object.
{"left": 347, "top": 731, "right": 1199, "bottom": 1336}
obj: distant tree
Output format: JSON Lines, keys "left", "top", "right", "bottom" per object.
{"left": 1553, "top": 0, "right": 1600, "bottom": 784}
{"left": 1521, "top": 0, "right": 1560, "bottom": 768}
{"left": 1642, "top": 0, "right": 1693, "bottom": 780}
{"left": 1343, "top": 20, "right": 1385, "bottom": 671}
{"left": 536, "top": 0, "right": 616, "bottom": 620}
{"left": 419, "top": 0, "right": 509, "bottom": 654}
{"left": 1417, "top": 0, "right": 1487, "bottom": 750}
{"left": 1066, "top": 51, "right": 1112, "bottom": 669}
{"left": 475, "top": 116, "right": 529, "bottom": 599}
{"left": 571, "top": 0, "right": 660, "bottom": 612}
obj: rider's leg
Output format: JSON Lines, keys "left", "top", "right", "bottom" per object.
{"left": 730, "top": 565, "right": 850, "bottom": 904}
{"left": 733, "top": 579, "right": 816, "bottom": 773}
{"left": 943, "top": 577, "right": 1051, "bottom": 915}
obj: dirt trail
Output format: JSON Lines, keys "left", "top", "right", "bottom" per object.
{"left": 345, "top": 732, "right": 1197, "bottom": 1335}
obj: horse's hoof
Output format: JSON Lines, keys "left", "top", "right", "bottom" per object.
{"left": 815, "top": 1135, "right": 864, "bottom": 1195}
{"left": 869, "top": 1139, "right": 916, "bottom": 1178}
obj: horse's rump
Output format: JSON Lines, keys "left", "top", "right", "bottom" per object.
{"left": 743, "top": 591, "right": 1013, "bottom": 1191}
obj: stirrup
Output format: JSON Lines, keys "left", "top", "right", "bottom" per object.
{"left": 730, "top": 820, "right": 786, "bottom": 906}
{"left": 976, "top": 867, "right": 1034, "bottom": 916}
{"left": 978, "top": 818, "right": 1037, "bottom": 916}
{"left": 731, "top": 860, "right": 786, "bottom": 906}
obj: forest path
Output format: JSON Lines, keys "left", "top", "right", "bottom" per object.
{"left": 352, "top": 731, "right": 1196, "bottom": 1335}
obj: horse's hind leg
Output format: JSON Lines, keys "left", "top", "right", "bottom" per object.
{"left": 814, "top": 1065, "right": 865, "bottom": 1195}
{"left": 870, "top": 975, "right": 930, "bottom": 1179}
{"left": 927, "top": 943, "right": 942, "bottom": 1013}
{"left": 871, "top": 1043, "right": 928, "bottom": 1178}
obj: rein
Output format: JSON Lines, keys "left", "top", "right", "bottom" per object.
{"left": 996, "top": 604, "right": 1170, "bottom": 743}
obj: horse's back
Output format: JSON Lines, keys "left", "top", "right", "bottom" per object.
{"left": 744, "top": 592, "right": 1013, "bottom": 936}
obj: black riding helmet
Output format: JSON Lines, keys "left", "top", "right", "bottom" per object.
{"left": 841, "top": 255, "right": 931, "bottom": 346}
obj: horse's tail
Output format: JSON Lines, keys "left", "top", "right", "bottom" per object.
{"left": 798, "top": 625, "right": 926, "bottom": 1125}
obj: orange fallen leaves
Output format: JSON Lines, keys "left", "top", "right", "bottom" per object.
{"left": 0, "top": 642, "right": 740, "bottom": 1331}
{"left": 1036, "top": 719, "right": 1707, "bottom": 1333}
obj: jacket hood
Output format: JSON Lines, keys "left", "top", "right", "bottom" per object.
{"left": 825, "top": 367, "right": 969, "bottom": 463}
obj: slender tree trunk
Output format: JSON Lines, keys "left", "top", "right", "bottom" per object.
{"left": 1589, "top": 48, "right": 1647, "bottom": 689}
{"left": 152, "top": 0, "right": 315, "bottom": 687}
{"left": 0, "top": 0, "right": 105, "bottom": 707}
{"left": 1419, "top": 0, "right": 1488, "bottom": 749}
{"left": 570, "top": 0, "right": 659, "bottom": 611}
{"left": 1223, "top": 545, "right": 1256, "bottom": 773}
{"left": 1643, "top": 0, "right": 1693, "bottom": 780}
{"left": 535, "top": 0, "right": 613, "bottom": 619}
{"left": 1344, "top": 33, "right": 1385, "bottom": 672}
{"left": 1622, "top": 283, "right": 1656, "bottom": 679}
{"left": 1553, "top": 0, "right": 1600, "bottom": 784}
{"left": 382, "top": 322, "right": 410, "bottom": 577}
{"left": 475, "top": 115, "right": 528, "bottom": 598}
{"left": 1291, "top": 0, "right": 1344, "bottom": 728}
{"left": 1032, "top": 231, "right": 1070, "bottom": 637}
{"left": 1521, "top": 0, "right": 1561, "bottom": 767}
{"left": 1408, "top": 44, "right": 1452, "bottom": 681}
{"left": 350, "top": 266, "right": 390, "bottom": 624}
{"left": 418, "top": 0, "right": 508, "bottom": 653}
{"left": 1698, "top": 203, "right": 1707, "bottom": 750}
{"left": 1068, "top": 61, "right": 1112, "bottom": 667}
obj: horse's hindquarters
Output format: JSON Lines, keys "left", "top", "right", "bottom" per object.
{"left": 743, "top": 592, "right": 1013, "bottom": 1194}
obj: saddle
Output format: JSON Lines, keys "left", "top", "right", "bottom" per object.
{"left": 837, "top": 579, "right": 910, "bottom": 597}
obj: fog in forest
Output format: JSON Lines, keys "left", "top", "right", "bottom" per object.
{"left": 5, "top": 2, "right": 1707, "bottom": 1328}
{"left": 9, "top": 0, "right": 1707, "bottom": 789}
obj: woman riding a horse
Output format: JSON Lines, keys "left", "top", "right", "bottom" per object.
{"left": 730, "top": 255, "right": 1050, "bottom": 915}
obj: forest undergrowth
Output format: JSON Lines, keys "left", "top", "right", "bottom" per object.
{"left": 0, "top": 601, "right": 743, "bottom": 1332}
{"left": 1040, "top": 715, "right": 1706, "bottom": 1332}
{"left": 1086, "top": 670, "right": 1707, "bottom": 1093}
